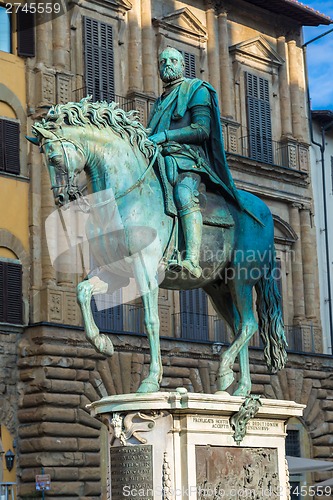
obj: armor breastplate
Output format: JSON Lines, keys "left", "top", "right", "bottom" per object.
{"left": 169, "top": 110, "right": 192, "bottom": 130}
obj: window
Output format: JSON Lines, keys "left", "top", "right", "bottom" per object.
{"left": 286, "top": 429, "right": 301, "bottom": 457}
{"left": 0, "top": 5, "right": 35, "bottom": 56}
{"left": 0, "top": 6, "right": 11, "bottom": 53}
{"left": 180, "top": 288, "right": 209, "bottom": 340}
{"left": 17, "top": 7, "right": 35, "bottom": 57}
{"left": 245, "top": 72, "right": 273, "bottom": 164}
{"left": 0, "top": 118, "right": 20, "bottom": 175}
{"left": 83, "top": 17, "right": 115, "bottom": 102}
{"left": 183, "top": 51, "right": 196, "bottom": 79}
{"left": 0, "top": 261, "right": 23, "bottom": 324}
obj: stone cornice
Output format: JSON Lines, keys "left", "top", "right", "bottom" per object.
{"left": 69, "top": 0, "right": 132, "bottom": 15}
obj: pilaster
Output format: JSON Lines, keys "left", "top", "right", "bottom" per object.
{"left": 277, "top": 36, "right": 292, "bottom": 138}
{"left": 300, "top": 207, "right": 316, "bottom": 319}
{"left": 287, "top": 40, "right": 303, "bottom": 141}
{"left": 217, "top": 10, "right": 233, "bottom": 118}
{"left": 141, "top": 0, "right": 157, "bottom": 96}
{"left": 128, "top": 1, "right": 143, "bottom": 93}
{"left": 289, "top": 203, "right": 305, "bottom": 321}
{"left": 205, "top": 2, "right": 221, "bottom": 103}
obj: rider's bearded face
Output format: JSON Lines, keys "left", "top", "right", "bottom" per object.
{"left": 159, "top": 49, "right": 184, "bottom": 83}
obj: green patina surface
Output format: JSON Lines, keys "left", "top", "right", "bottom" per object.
{"left": 26, "top": 48, "right": 286, "bottom": 396}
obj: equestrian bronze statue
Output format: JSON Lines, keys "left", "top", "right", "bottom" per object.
{"left": 27, "top": 48, "right": 286, "bottom": 396}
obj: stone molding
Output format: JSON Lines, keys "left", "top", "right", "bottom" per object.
{"left": 272, "top": 215, "right": 298, "bottom": 245}
{"left": 70, "top": 0, "right": 132, "bottom": 15}
{"left": 0, "top": 229, "right": 30, "bottom": 325}
{"left": 0, "top": 83, "right": 28, "bottom": 177}
{"left": 153, "top": 7, "right": 208, "bottom": 45}
{"left": 230, "top": 35, "right": 284, "bottom": 72}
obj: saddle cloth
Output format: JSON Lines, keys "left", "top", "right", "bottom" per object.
{"left": 156, "top": 154, "right": 234, "bottom": 228}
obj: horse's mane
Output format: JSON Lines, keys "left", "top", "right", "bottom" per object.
{"left": 37, "top": 96, "right": 155, "bottom": 158}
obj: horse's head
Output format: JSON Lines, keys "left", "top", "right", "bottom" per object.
{"left": 27, "top": 125, "right": 86, "bottom": 207}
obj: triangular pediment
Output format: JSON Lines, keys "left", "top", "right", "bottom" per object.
{"left": 230, "top": 36, "right": 284, "bottom": 67}
{"left": 88, "top": 0, "right": 132, "bottom": 11}
{"left": 153, "top": 8, "right": 207, "bottom": 42}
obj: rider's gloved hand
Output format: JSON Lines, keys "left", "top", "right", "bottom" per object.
{"left": 148, "top": 132, "right": 167, "bottom": 145}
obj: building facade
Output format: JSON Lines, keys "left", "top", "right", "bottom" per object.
{"left": 1, "top": 0, "right": 333, "bottom": 498}
{"left": 311, "top": 111, "right": 333, "bottom": 355}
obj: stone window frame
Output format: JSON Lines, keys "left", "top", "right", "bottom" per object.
{"left": 152, "top": 7, "right": 208, "bottom": 88}
{"left": 286, "top": 417, "right": 313, "bottom": 497}
{"left": 70, "top": 1, "right": 129, "bottom": 99}
{"left": 0, "top": 84, "right": 28, "bottom": 179}
{"left": 0, "top": 229, "right": 29, "bottom": 329}
{"left": 230, "top": 36, "right": 284, "bottom": 148}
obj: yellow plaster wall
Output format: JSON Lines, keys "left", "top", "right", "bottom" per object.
{"left": 0, "top": 102, "right": 16, "bottom": 119}
{"left": 0, "top": 248, "right": 17, "bottom": 259}
{"left": 0, "top": 425, "right": 16, "bottom": 484}
{"left": 0, "top": 178, "right": 29, "bottom": 251}
{"left": 0, "top": 51, "right": 26, "bottom": 106}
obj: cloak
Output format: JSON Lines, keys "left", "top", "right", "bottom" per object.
{"left": 148, "top": 78, "right": 244, "bottom": 209}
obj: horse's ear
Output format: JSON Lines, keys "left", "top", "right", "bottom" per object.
{"left": 25, "top": 135, "right": 40, "bottom": 146}
{"left": 31, "top": 125, "right": 57, "bottom": 141}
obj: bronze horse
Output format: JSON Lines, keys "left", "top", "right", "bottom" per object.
{"left": 27, "top": 98, "right": 287, "bottom": 396}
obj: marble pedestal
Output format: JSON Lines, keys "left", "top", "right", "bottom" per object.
{"left": 89, "top": 391, "right": 304, "bottom": 500}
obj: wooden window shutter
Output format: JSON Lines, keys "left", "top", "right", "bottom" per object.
{"left": 0, "top": 119, "right": 20, "bottom": 175}
{"left": 183, "top": 52, "right": 196, "bottom": 79}
{"left": 0, "top": 261, "right": 23, "bottom": 324}
{"left": 83, "top": 17, "right": 115, "bottom": 102}
{"left": 180, "top": 289, "right": 209, "bottom": 341}
{"left": 17, "top": 7, "right": 35, "bottom": 57}
{"left": 245, "top": 72, "right": 273, "bottom": 164}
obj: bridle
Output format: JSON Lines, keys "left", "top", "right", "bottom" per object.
{"left": 41, "top": 135, "right": 89, "bottom": 208}
{"left": 41, "top": 132, "right": 159, "bottom": 213}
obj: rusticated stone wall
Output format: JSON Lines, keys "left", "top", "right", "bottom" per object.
{"left": 0, "top": 332, "right": 19, "bottom": 437}
{"left": 17, "top": 325, "right": 333, "bottom": 498}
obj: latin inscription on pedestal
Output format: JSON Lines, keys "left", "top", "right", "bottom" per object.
{"left": 110, "top": 445, "right": 153, "bottom": 499}
{"left": 196, "top": 446, "right": 280, "bottom": 499}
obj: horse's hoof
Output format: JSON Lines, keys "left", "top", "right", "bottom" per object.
{"left": 137, "top": 378, "right": 160, "bottom": 393}
{"left": 233, "top": 385, "right": 251, "bottom": 397}
{"left": 218, "top": 370, "right": 234, "bottom": 391}
{"left": 91, "top": 335, "right": 114, "bottom": 357}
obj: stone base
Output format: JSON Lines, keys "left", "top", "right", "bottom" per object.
{"left": 89, "top": 391, "right": 304, "bottom": 500}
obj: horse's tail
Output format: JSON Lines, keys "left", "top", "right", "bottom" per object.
{"left": 255, "top": 257, "right": 287, "bottom": 373}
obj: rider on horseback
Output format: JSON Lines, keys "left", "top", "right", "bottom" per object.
{"left": 148, "top": 47, "right": 245, "bottom": 279}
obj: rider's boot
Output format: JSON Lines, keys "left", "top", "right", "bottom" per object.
{"left": 180, "top": 210, "right": 203, "bottom": 278}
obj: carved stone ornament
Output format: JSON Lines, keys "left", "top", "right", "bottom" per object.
{"left": 229, "top": 395, "right": 262, "bottom": 444}
{"left": 162, "top": 452, "right": 173, "bottom": 500}
{"left": 109, "top": 411, "right": 162, "bottom": 445}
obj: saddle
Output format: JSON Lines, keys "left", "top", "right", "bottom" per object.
{"left": 155, "top": 153, "right": 234, "bottom": 228}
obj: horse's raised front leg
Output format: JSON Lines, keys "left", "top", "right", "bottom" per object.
{"left": 218, "top": 283, "right": 257, "bottom": 396}
{"left": 77, "top": 276, "right": 114, "bottom": 356}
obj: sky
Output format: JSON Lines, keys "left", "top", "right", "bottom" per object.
{"left": 302, "top": 0, "right": 333, "bottom": 110}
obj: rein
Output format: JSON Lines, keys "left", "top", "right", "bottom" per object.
{"left": 43, "top": 133, "right": 159, "bottom": 213}
{"left": 90, "top": 144, "right": 159, "bottom": 209}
